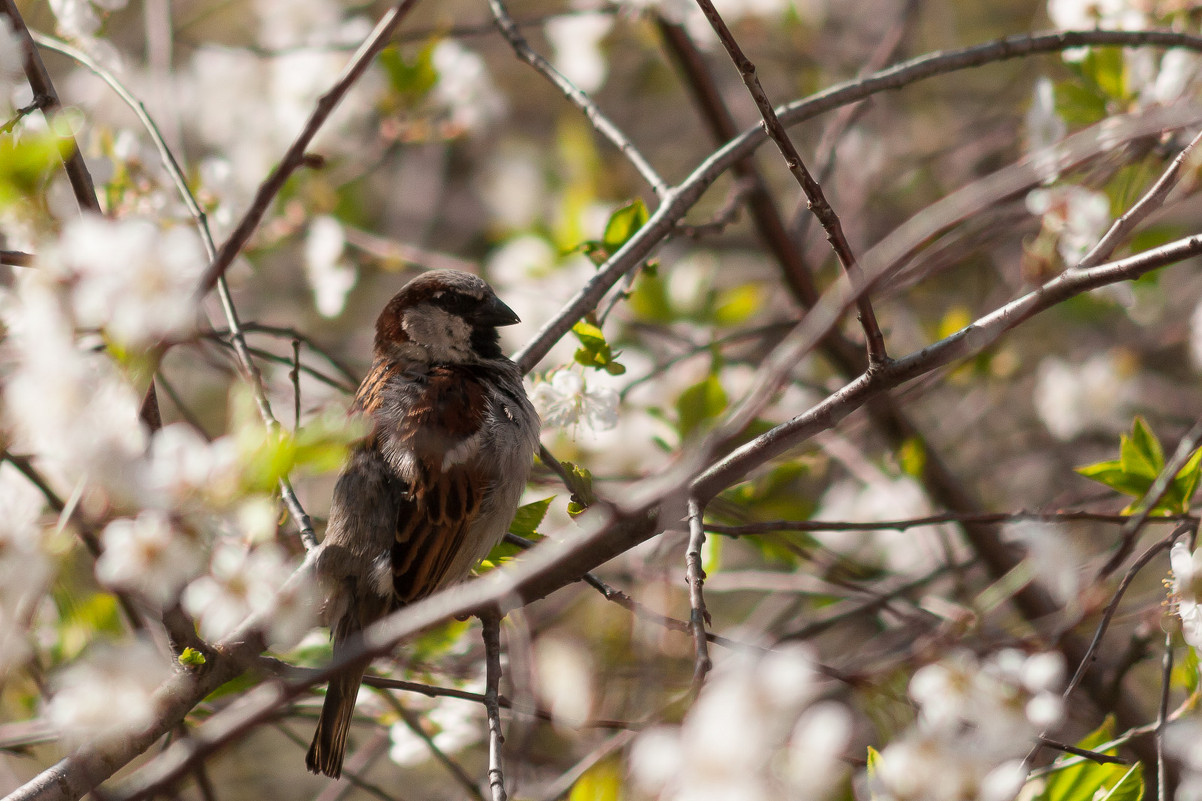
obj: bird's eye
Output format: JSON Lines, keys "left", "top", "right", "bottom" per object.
{"left": 436, "top": 292, "right": 474, "bottom": 314}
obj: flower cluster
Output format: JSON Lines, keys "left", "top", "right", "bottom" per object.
{"left": 630, "top": 646, "right": 850, "bottom": 801}
{"left": 869, "top": 649, "right": 1064, "bottom": 801}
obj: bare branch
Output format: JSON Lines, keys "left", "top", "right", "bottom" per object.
{"left": 487, "top": 0, "right": 669, "bottom": 199}
{"left": 194, "top": 0, "right": 425, "bottom": 296}
{"left": 481, "top": 613, "right": 508, "bottom": 801}
{"left": 685, "top": 498, "right": 712, "bottom": 686}
{"left": 691, "top": 0, "right": 887, "bottom": 365}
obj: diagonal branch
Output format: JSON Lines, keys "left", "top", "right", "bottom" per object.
{"left": 488, "top": 0, "right": 669, "bottom": 199}
{"left": 690, "top": 0, "right": 887, "bottom": 365}
{"left": 194, "top": 0, "right": 425, "bottom": 296}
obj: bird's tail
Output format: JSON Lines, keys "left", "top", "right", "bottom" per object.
{"left": 307, "top": 620, "right": 369, "bottom": 779}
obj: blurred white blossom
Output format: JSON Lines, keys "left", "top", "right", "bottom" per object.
{"left": 547, "top": 13, "right": 614, "bottom": 94}
{"left": 813, "top": 474, "right": 956, "bottom": 575}
{"left": 2, "top": 283, "right": 147, "bottom": 492}
{"left": 182, "top": 542, "right": 316, "bottom": 647}
{"left": 532, "top": 368, "right": 619, "bottom": 433}
{"left": 1025, "top": 185, "right": 1110, "bottom": 268}
{"left": 1003, "top": 521, "right": 1080, "bottom": 608}
{"left": 389, "top": 688, "right": 484, "bottom": 765}
{"left": 141, "top": 423, "right": 241, "bottom": 512}
{"left": 870, "top": 649, "right": 1064, "bottom": 801}
{"left": 534, "top": 636, "right": 594, "bottom": 728}
{"left": 49, "top": 215, "right": 204, "bottom": 349}
{"left": 431, "top": 41, "right": 505, "bottom": 134}
{"left": 304, "top": 216, "right": 358, "bottom": 318}
{"left": 47, "top": 639, "right": 172, "bottom": 748}
{"left": 96, "top": 511, "right": 202, "bottom": 607}
{"left": 630, "top": 646, "right": 849, "bottom": 801}
{"left": 1047, "top": 0, "right": 1146, "bottom": 62}
{"left": 1033, "top": 352, "right": 1134, "bottom": 440}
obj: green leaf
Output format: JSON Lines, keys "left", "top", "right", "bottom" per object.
{"left": 602, "top": 199, "right": 648, "bottom": 252}
{"left": 561, "top": 461, "right": 596, "bottom": 517}
{"left": 1099, "top": 764, "right": 1143, "bottom": 801}
{"left": 1176, "top": 646, "right": 1200, "bottom": 695}
{"left": 713, "top": 284, "right": 763, "bottom": 326}
{"left": 1128, "top": 416, "right": 1164, "bottom": 476}
{"left": 568, "top": 757, "right": 624, "bottom": 801}
{"left": 1075, "top": 460, "right": 1151, "bottom": 498}
{"left": 0, "top": 132, "right": 71, "bottom": 207}
{"left": 378, "top": 42, "right": 438, "bottom": 101}
{"left": 1171, "top": 446, "right": 1202, "bottom": 514}
{"left": 676, "top": 373, "right": 728, "bottom": 439}
{"left": 897, "top": 437, "right": 927, "bottom": 479}
{"left": 572, "top": 320, "right": 625, "bottom": 374}
{"left": 178, "top": 647, "right": 207, "bottom": 667}
{"left": 1034, "top": 717, "right": 1141, "bottom": 801}
{"left": 509, "top": 497, "right": 554, "bottom": 538}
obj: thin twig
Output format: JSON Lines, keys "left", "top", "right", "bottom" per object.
{"left": 513, "top": 28, "right": 1202, "bottom": 375}
{"left": 0, "top": 0, "right": 100, "bottom": 213}
{"left": 1077, "top": 127, "right": 1202, "bottom": 271}
{"left": 690, "top": 0, "right": 888, "bottom": 365}
{"left": 290, "top": 339, "right": 302, "bottom": 431}
{"left": 195, "top": 0, "right": 425, "bottom": 295}
{"left": 1064, "top": 525, "right": 1189, "bottom": 703}
{"left": 481, "top": 613, "right": 508, "bottom": 801}
{"left": 684, "top": 498, "right": 712, "bottom": 687}
{"left": 386, "top": 699, "right": 485, "bottom": 801}
{"left": 1157, "top": 631, "right": 1173, "bottom": 801}
{"left": 1037, "top": 737, "right": 1129, "bottom": 766}
{"left": 707, "top": 510, "right": 1198, "bottom": 536}
{"left": 487, "top": 0, "right": 669, "bottom": 199}
{"left": 1, "top": 249, "right": 35, "bottom": 266}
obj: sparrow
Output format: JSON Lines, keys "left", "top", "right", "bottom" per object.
{"left": 306, "top": 269, "right": 540, "bottom": 778}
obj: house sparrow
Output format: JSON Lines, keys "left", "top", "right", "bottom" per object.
{"left": 306, "top": 270, "right": 539, "bottom": 778}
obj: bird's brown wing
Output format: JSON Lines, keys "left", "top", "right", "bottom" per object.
{"left": 386, "top": 365, "right": 490, "bottom": 604}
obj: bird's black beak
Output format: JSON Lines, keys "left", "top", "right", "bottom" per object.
{"left": 477, "top": 295, "right": 521, "bottom": 327}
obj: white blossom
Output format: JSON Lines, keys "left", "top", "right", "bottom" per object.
{"left": 1172, "top": 541, "right": 1202, "bottom": 650}
{"left": 389, "top": 688, "right": 484, "bottom": 765}
{"left": 304, "top": 216, "right": 358, "bottom": 318}
{"left": 182, "top": 542, "right": 315, "bottom": 647}
{"left": 870, "top": 649, "right": 1064, "bottom": 801}
{"left": 47, "top": 640, "right": 172, "bottom": 748}
{"left": 1025, "top": 185, "right": 1110, "bottom": 268}
{"left": 96, "top": 511, "right": 202, "bottom": 607}
{"left": 546, "top": 13, "right": 614, "bottom": 94}
{"left": 1003, "top": 521, "right": 1080, "bottom": 608}
{"left": 431, "top": 41, "right": 505, "bottom": 134}
{"left": 48, "top": 215, "right": 205, "bottom": 349}
{"left": 1033, "top": 352, "right": 1134, "bottom": 441}
{"left": 531, "top": 368, "right": 619, "bottom": 433}
{"left": 141, "top": 423, "right": 241, "bottom": 512}
{"left": 630, "top": 646, "right": 849, "bottom": 801}
{"left": 2, "top": 283, "right": 147, "bottom": 493}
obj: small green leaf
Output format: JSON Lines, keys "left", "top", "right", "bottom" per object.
{"left": 713, "top": 284, "right": 763, "bottom": 326}
{"left": 676, "top": 373, "right": 728, "bottom": 439}
{"left": 509, "top": 497, "right": 554, "bottom": 538}
{"left": 602, "top": 198, "right": 648, "bottom": 252}
{"left": 561, "top": 461, "right": 596, "bottom": 517}
{"left": 178, "top": 647, "right": 207, "bottom": 667}
{"left": 378, "top": 42, "right": 439, "bottom": 101}
{"left": 571, "top": 320, "right": 625, "bottom": 373}
{"left": 898, "top": 438, "right": 927, "bottom": 479}
{"left": 1171, "top": 447, "right": 1202, "bottom": 514}
{"left": 1130, "top": 416, "right": 1165, "bottom": 474}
